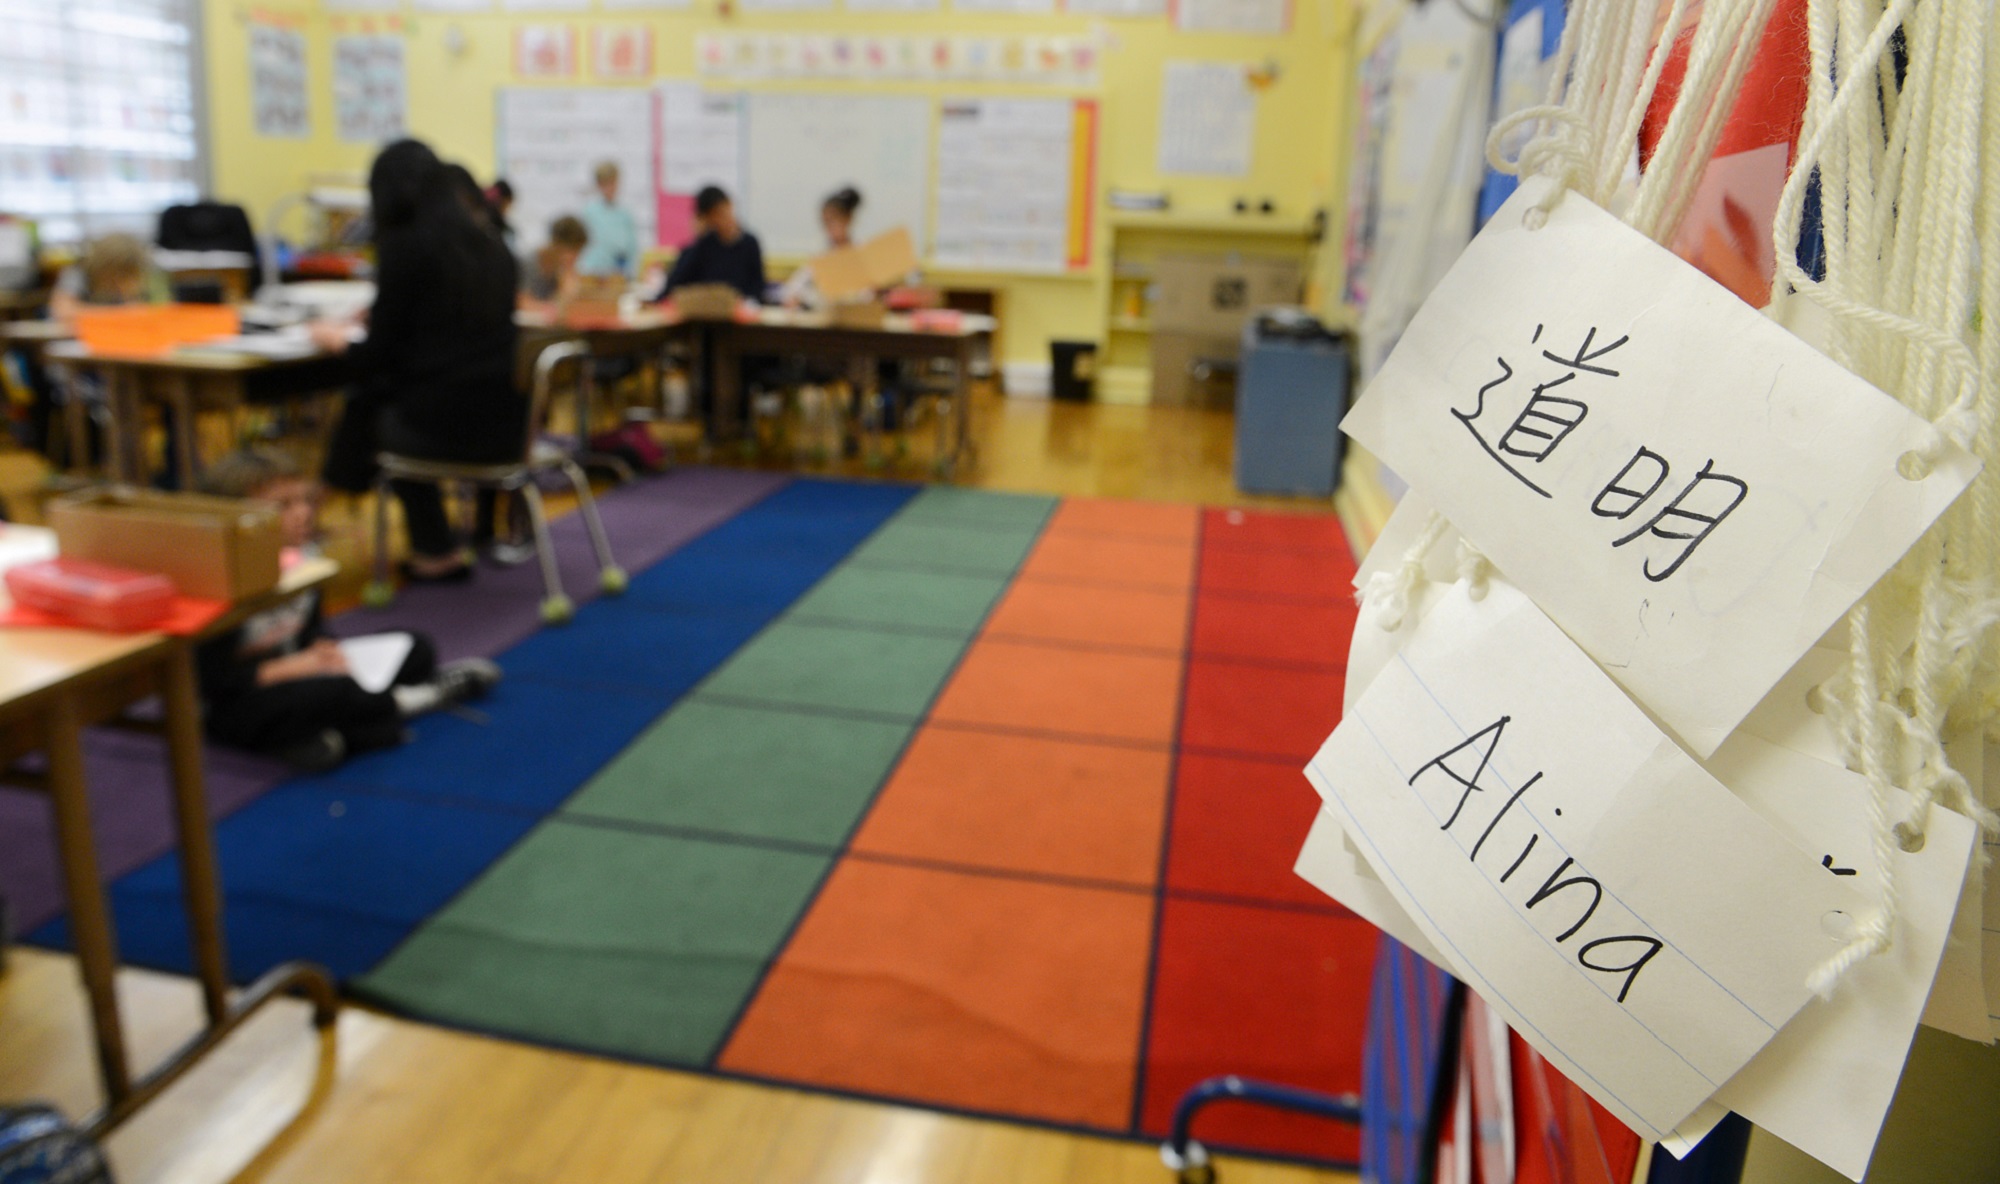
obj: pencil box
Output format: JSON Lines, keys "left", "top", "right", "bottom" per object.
{"left": 5, "top": 558, "right": 176, "bottom": 631}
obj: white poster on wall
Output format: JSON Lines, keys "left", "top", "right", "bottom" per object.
{"left": 334, "top": 35, "right": 406, "bottom": 144}
{"left": 1158, "top": 62, "right": 1254, "bottom": 176}
{"left": 250, "top": 23, "right": 310, "bottom": 140}
{"left": 1174, "top": 0, "right": 1286, "bottom": 34}
{"left": 1065, "top": 0, "right": 1165, "bottom": 15}
{"left": 656, "top": 83, "right": 744, "bottom": 247}
{"left": 497, "top": 87, "right": 656, "bottom": 251}
{"left": 411, "top": 0, "right": 494, "bottom": 10}
{"left": 934, "top": 98, "right": 1074, "bottom": 272}
{"left": 952, "top": 0, "right": 1056, "bottom": 12}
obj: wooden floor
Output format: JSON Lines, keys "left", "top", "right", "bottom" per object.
{"left": 0, "top": 393, "right": 1354, "bottom": 1184}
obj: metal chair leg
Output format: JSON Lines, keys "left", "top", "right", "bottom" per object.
{"left": 559, "top": 459, "right": 627, "bottom": 595}
{"left": 363, "top": 475, "right": 396, "bottom": 607}
{"left": 518, "top": 482, "right": 573, "bottom": 624}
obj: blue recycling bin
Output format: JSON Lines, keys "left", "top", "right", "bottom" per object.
{"left": 1233, "top": 312, "right": 1352, "bottom": 497}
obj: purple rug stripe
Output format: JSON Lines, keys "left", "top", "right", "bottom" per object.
{"left": 0, "top": 466, "right": 788, "bottom": 934}
{"left": 2, "top": 734, "right": 288, "bottom": 933}
{"left": 328, "top": 467, "right": 787, "bottom": 662}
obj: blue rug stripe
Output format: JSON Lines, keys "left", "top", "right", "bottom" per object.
{"left": 29, "top": 477, "right": 923, "bottom": 982}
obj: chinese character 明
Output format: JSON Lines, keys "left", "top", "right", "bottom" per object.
{"left": 1593, "top": 451, "right": 1748, "bottom": 581}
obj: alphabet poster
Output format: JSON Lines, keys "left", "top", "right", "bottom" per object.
{"left": 249, "top": 22, "right": 309, "bottom": 140}
{"left": 333, "top": 35, "right": 405, "bottom": 144}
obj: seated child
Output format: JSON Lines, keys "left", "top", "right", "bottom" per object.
{"left": 195, "top": 449, "right": 501, "bottom": 771}
{"left": 525, "top": 215, "right": 589, "bottom": 303}
{"left": 662, "top": 187, "right": 767, "bottom": 300}
{"left": 48, "top": 232, "right": 158, "bottom": 320}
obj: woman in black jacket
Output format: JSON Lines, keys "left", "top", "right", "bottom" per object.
{"left": 317, "top": 139, "right": 524, "bottom": 581}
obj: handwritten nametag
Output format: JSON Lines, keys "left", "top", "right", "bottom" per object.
{"left": 1294, "top": 807, "right": 1453, "bottom": 969}
{"left": 1659, "top": 736, "right": 1976, "bottom": 1180}
{"left": 1340, "top": 176, "right": 1979, "bottom": 757}
{"left": 1306, "top": 580, "right": 1865, "bottom": 1136}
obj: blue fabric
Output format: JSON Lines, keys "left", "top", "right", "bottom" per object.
{"left": 31, "top": 783, "right": 539, "bottom": 980}
{"left": 576, "top": 196, "right": 642, "bottom": 279}
{"left": 1476, "top": 0, "right": 1568, "bottom": 227}
{"left": 30, "top": 476, "right": 923, "bottom": 984}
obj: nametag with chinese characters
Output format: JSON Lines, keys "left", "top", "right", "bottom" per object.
{"left": 1306, "top": 580, "right": 1865, "bottom": 1137}
{"left": 1340, "top": 176, "right": 1979, "bottom": 757}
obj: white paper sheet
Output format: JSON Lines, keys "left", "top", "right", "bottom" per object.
{"left": 1295, "top": 807, "right": 1453, "bottom": 969}
{"left": 339, "top": 633, "right": 414, "bottom": 695}
{"left": 1174, "top": 0, "right": 1286, "bottom": 34}
{"left": 1307, "top": 580, "right": 1865, "bottom": 1138}
{"left": 934, "top": 98, "right": 1077, "bottom": 273}
{"left": 249, "top": 24, "right": 310, "bottom": 140}
{"left": 658, "top": 83, "right": 744, "bottom": 198}
{"left": 1158, "top": 62, "right": 1254, "bottom": 178}
{"left": 333, "top": 36, "right": 406, "bottom": 146}
{"left": 1339, "top": 177, "right": 1980, "bottom": 758}
{"left": 1656, "top": 736, "right": 1977, "bottom": 1179}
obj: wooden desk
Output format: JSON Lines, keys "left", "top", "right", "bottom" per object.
{"left": 42, "top": 341, "right": 343, "bottom": 488}
{"left": 0, "top": 552, "right": 339, "bottom": 1136}
{"left": 516, "top": 308, "right": 692, "bottom": 475}
{"left": 707, "top": 312, "right": 988, "bottom": 474}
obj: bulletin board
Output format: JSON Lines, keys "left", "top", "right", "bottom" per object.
{"left": 498, "top": 83, "right": 1097, "bottom": 272}
{"left": 495, "top": 86, "right": 657, "bottom": 251}
{"left": 740, "top": 93, "right": 933, "bottom": 258}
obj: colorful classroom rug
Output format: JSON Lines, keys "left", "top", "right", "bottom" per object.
{"left": 13, "top": 471, "right": 1376, "bottom": 1166}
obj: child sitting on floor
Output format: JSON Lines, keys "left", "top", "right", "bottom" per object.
{"left": 196, "top": 449, "right": 501, "bottom": 771}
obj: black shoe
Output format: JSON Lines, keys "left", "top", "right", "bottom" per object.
{"left": 434, "top": 658, "right": 502, "bottom": 707}
{"left": 398, "top": 559, "right": 475, "bottom": 585}
{"left": 274, "top": 728, "right": 346, "bottom": 773}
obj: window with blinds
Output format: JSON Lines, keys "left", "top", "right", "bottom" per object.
{"left": 0, "top": 0, "right": 203, "bottom": 246}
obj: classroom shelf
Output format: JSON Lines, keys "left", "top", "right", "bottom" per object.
{"left": 1106, "top": 211, "right": 1318, "bottom": 237}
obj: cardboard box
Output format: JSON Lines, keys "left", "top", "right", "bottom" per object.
{"left": 49, "top": 488, "right": 282, "bottom": 601}
{"left": 672, "top": 283, "right": 739, "bottom": 320}
{"left": 808, "top": 227, "right": 919, "bottom": 303}
{"left": 1151, "top": 254, "right": 1302, "bottom": 338}
{"left": 829, "top": 301, "right": 887, "bottom": 329}
{"left": 1150, "top": 331, "right": 1240, "bottom": 408}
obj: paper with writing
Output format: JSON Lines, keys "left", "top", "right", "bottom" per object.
{"left": 1294, "top": 807, "right": 1453, "bottom": 969}
{"left": 1919, "top": 735, "right": 1990, "bottom": 1043}
{"left": 1306, "top": 580, "right": 1865, "bottom": 1136}
{"left": 1657, "top": 736, "right": 1976, "bottom": 1180}
{"left": 1340, "top": 176, "right": 1979, "bottom": 758}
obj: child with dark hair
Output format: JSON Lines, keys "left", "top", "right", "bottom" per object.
{"left": 525, "top": 215, "right": 590, "bottom": 302}
{"left": 196, "top": 448, "right": 501, "bottom": 771}
{"left": 662, "top": 186, "right": 767, "bottom": 300}
{"left": 778, "top": 186, "right": 864, "bottom": 309}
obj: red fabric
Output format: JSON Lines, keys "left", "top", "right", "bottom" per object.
{"left": 1139, "top": 898, "right": 1377, "bottom": 1163}
{"left": 1638, "top": 0, "right": 1812, "bottom": 165}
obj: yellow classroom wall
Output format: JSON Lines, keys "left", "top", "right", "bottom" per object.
{"left": 199, "top": 0, "right": 1358, "bottom": 377}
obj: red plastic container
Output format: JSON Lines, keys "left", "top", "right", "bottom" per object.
{"left": 5, "top": 558, "right": 176, "bottom": 631}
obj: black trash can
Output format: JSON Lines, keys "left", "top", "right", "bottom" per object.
{"left": 1050, "top": 340, "right": 1097, "bottom": 402}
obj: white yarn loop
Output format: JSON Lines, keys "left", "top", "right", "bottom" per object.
{"left": 1454, "top": 540, "right": 1493, "bottom": 601}
{"left": 1462, "top": 0, "right": 1997, "bottom": 998}
{"left": 1362, "top": 511, "right": 1450, "bottom": 633}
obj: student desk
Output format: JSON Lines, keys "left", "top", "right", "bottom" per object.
{"left": 707, "top": 311, "right": 988, "bottom": 474}
{"left": 42, "top": 340, "right": 349, "bottom": 489}
{"left": 516, "top": 307, "right": 688, "bottom": 474}
{"left": 0, "top": 545, "right": 340, "bottom": 1137}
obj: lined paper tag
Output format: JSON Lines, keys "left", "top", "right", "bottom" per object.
{"left": 1340, "top": 176, "right": 1978, "bottom": 757}
{"left": 1306, "top": 580, "right": 1865, "bottom": 1137}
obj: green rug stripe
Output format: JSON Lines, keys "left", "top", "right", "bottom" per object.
{"left": 358, "top": 486, "right": 1057, "bottom": 1066}
{"left": 785, "top": 564, "right": 1011, "bottom": 633}
{"left": 359, "top": 825, "right": 831, "bottom": 1065}
{"left": 564, "top": 699, "right": 914, "bottom": 845}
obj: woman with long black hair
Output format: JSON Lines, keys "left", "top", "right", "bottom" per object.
{"left": 316, "top": 139, "right": 523, "bottom": 582}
